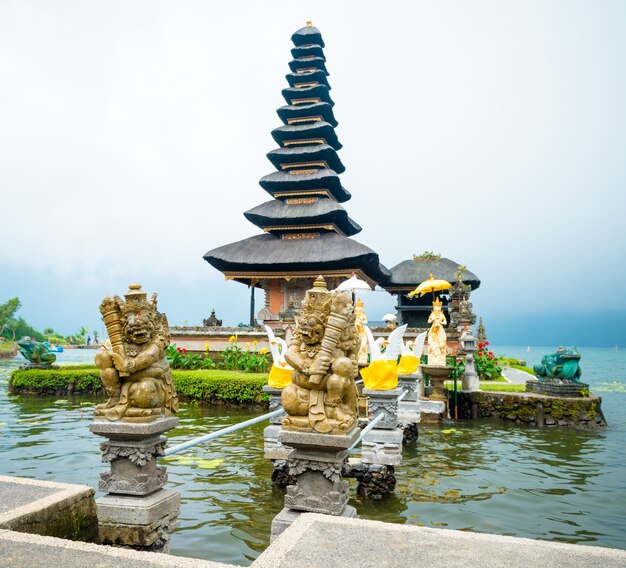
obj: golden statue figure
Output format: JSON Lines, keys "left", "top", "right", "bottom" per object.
{"left": 281, "top": 276, "right": 360, "bottom": 434}
{"left": 427, "top": 297, "right": 448, "bottom": 367}
{"left": 354, "top": 298, "right": 369, "bottom": 366}
{"left": 94, "top": 284, "right": 179, "bottom": 422}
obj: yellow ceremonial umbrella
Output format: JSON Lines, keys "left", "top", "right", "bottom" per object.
{"left": 407, "top": 273, "right": 452, "bottom": 298}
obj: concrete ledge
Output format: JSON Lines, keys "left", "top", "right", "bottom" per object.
{"left": 0, "top": 529, "right": 235, "bottom": 567}
{"left": 0, "top": 475, "right": 97, "bottom": 541}
{"left": 253, "top": 512, "right": 626, "bottom": 568}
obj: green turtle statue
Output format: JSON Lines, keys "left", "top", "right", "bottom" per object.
{"left": 533, "top": 346, "right": 582, "bottom": 382}
{"left": 17, "top": 337, "right": 57, "bottom": 368}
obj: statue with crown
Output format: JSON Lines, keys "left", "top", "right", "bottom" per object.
{"left": 281, "top": 276, "right": 360, "bottom": 434}
{"left": 94, "top": 284, "right": 179, "bottom": 422}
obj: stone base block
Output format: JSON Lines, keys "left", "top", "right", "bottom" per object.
{"left": 96, "top": 489, "right": 180, "bottom": 552}
{"left": 264, "top": 425, "right": 291, "bottom": 460}
{"left": 279, "top": 427, "right": 359, "bottom": 453}
{"left": 271, "top": 505, "right": 357, "bottom": 542}
{"left": 462, "top": 374, "right": 480, "bottom": 392}
{"left": 0, "top": 476, "right": 98, "bottom": 542}
{"left": 419, "top": 399, "right": 448, "bottom": 422}
{"left": 361, "top": 428, "right": 403, "bottom": 466}
{"left": 397, "top": 400, "right": 420, "bottom": 424}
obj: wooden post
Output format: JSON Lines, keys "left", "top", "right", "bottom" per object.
{"left": 249, "top": 285, "right": 255, "bottom": 327}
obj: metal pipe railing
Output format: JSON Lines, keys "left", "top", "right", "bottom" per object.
{"left": 349, "top": 412, "right": 384, "bottom": 451}
{"left": 165, "top": 408, "right": 284, "bottom": 456}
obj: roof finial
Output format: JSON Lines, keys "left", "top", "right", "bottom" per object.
{"left": 306, "top": 21, "right": 312, "bottom": 27}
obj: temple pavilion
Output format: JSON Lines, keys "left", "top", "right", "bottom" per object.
{"left": 204, "top": 24, "right": 388, "bottom": 327}
{"left": 382, "top": 254, "right": 481, "bottom": 328}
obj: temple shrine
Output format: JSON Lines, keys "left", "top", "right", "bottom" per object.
{"left": 204, "top": 23, "right": 387, "bottom": 327}
{"left": 382, "top": 254, "right": 480, "bottom": 328}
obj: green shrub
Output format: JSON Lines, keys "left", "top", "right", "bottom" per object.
{"left": 9, "top": 367, "right": 270, "bottom": 405}
{"left": 9, "top": 367, "right": 102, "bottom": 393}
{"left": 173, "top": 370, "right": 268, "bottom": 403}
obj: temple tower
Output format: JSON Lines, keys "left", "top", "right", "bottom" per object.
{"left": 204, "top": 23, "right": 387, "bottom": 327}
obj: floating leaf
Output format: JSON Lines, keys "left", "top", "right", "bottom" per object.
{"left": 441, "top": 428, "right": 458, "bottom": 434}
{"left": 162, "top": 455, "right": 224, "bottom": 469}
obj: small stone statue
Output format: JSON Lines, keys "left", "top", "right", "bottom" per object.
{"left": 281, "top": 276, "right": 360, "bottom": 434}
{"left": 17, "top": 337, "right": 57, "bottom": 368}
{"left": 94, "top": 284, "right": 179, "bottom": 422}
{"left": 534, "top": 346, "right": 582, "bottom": 382}
{"left": 427, "top": 297, "right": 447, "bottom": 366}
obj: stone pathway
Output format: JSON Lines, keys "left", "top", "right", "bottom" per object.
{"left": 502, "top": 366, "right": 534, "bottom": 385}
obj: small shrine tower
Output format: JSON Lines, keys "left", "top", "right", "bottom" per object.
{"left": 204, "top": 24, "right": 387, "bottom": 327}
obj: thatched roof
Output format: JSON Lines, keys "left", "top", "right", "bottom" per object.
{"left": 383, "top": 257, "right": 481, "bottom": 290}
{"left": 291, "top": 25, "right": 325, "bottom": 48}
{"left": 267, "top": 145, "right": 344, "bottom": 174}
{"left": 204, "top": 233, "right": 389, "bottom": 283}
{"left": 291, "top": 45, "right": 325, "bottom": 60}
{"left": 288, "top": 57, "right": 328, "bottom": 75}
{"left": 277, "top": 102, "right": 337, "bottom": 128}
{"left": 243, "top": 199, "right": 361, "bottom": 236}
{"left": 282, "top": 84, "right": 334, "bottom": 107}
{"left": 286, "top": 70, "right": 330, "bottom": 89}
{"left": 271, "top": 122, "right": 341, "bottom": 150}
{"left": 258, "top": 169, "right": 351, "bottom": 202}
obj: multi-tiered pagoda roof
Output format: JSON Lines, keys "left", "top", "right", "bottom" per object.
{"left": 204, "top": 24, "right": 388, "bottom": 288}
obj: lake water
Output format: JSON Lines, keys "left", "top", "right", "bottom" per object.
{"left": 1, "top": 346, "right": 625, "bottom": 565}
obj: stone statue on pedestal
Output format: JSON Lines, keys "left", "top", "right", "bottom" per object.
{"left": 95, "top": 284, "right": 179, "bottom": 422}
{"left": 17, "top": 337, "right": 57, "bottom": 368}
{"left": 281, "top": 276, "right": 360, "bottom": 434}
{"left": 427, "top": 297, "right": 448, "bottom": 367}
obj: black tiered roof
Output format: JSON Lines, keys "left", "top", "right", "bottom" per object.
{"left": 204, "top": 24, "right": 386, "bottom": 286}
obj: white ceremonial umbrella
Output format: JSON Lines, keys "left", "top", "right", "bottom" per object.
{"left": 382, "top": 313, "right": 397, "bottom": 322}
{"left": 336, "top": 274, "right": 372, "bottom": 293}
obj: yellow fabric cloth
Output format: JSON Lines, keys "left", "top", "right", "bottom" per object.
{"left": 361, "top": 359, "right": 399, "bottom": 390}
{"left": 397, "top": 354, "right": 420, "bottom": 375}
{"left": 267, "top": 364, "right": 292, "bottom": 388}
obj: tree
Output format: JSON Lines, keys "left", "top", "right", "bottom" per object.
{"left": 0, "top": 298, "right": 21, "bottom": 339}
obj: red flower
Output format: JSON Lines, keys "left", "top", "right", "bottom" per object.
{"left": 485, "top": 341, "right": 490, "bottom": 346}
{"left": 494, "top": 361, "right": 498, "bottom": 365}
{"left": 176, "top": 347, "right": 181, "bottom": 351}
{"left": 478, "top": 351, "right": 483, "bottom": 357}
{"left": 477, "top": 342, "right": 483, "bottom": 349}
{"left": 182, "top": 348, "right": 187, "bottom": 353}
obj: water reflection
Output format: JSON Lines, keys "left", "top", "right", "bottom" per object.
{"left": 2, "top": 353, "right": 626, "bottom": 564}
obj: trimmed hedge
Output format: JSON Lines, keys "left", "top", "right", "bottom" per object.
{"left": 9, "top": 367, "right": 102, "bottom": 394}
{"left": 8, "top": 366, "right": 270, "bottom": 406}
{"left": 172, "top": 370, "right": 268, "bottom": 404}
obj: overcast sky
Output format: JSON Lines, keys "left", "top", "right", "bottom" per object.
{"left": 1, "top": 1, "right": 625, "bottom": 346}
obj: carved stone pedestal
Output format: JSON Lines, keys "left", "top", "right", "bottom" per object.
{"left": 460, "top": 330, "right": 479, "bottom": 392}
{"left": 263, "top": 386, "right": 292, "bottom": 487}
{"left": 422, "top": 365, "right": 454, "bottom": 402}
{"left": 263, "top": 385, "right": 287, "bottom": 425}
{"left": 397, "top": 374, "right": 422, "bottom": 443}
{"left": 90, "top": 417, "right": 180, "bottom": 552}
{"left": 358, "top": 388, "right": 403, "bottom": 497}
{"left": 271, "top": 428, "right": 359, "bottom": 541}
